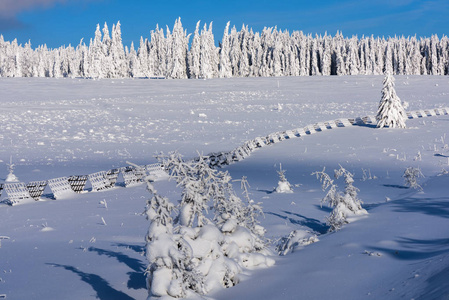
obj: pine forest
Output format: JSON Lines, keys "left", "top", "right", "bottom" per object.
{"left": 1, "top": 18, "right": 449, "bottom": 79}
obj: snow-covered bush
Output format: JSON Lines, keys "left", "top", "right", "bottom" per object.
{"left": 403, "top": 166, "right": 424, "bottom": 191}
{"left": 5, "top": 156, "right": 19, "bottom": 182}
{"left": 275, "top": 164, "right": 293, "bottom": 193}
{"left": 238, "top": 176, "right": 267, "bottom": 249}
{"left": 376, "top": 73, "right": 407, "bottom": 129}
{"left": 276, "top": 230, "right": 319, "bottom": 256}
{"left": 312, "top": 166, "right": 367, "bottom": 232}
{"left": 145, "top": 152, "right": 273, "bottom": 299}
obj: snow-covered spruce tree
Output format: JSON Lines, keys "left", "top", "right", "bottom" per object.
{"left": 403, "top": 166, "right": 424, "bottom": 191}
{"left": 376, "top": 73, "right": 407, "bottom": 128}
{"left": 187, "top": 21, "right": 201, "bottom": 79}
{"left": 331, "top": 166, "right": 368, "bottom": 230}
{"left": 5, "top": 156, "right": 19, "bottom": 182}
{"left": 334, "top": 165, "right": 365, "bottom": 213}
{"left": 218, "top": 21, "right": 232, "bottom": 78}
{"left": 275, "top": 164, "right": 293, "bottom": 193}
{"left": 145, "top": 151, "right": 273, "bottom": 299}
{"left": 199, "top": 22, "right": 219, "bottom": 79}
{"left": 312, "top": 166, "right": 367, "bottom": 232}
{"left": 312, "top": 167, "right": 340, "bottom": 208}
{"left": 166, "top": 18, "right": 190, "bottom": 79}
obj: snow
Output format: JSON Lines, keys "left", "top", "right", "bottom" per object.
{"left": 275, "top": 181, "right": 293, "bottom": 193}
{"left": 1, "top": 75, "right": 449, "bottom": 299}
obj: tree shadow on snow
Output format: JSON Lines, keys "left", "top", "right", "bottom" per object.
{"left": 434, "top": 153, "right": 449, "bottom": 158}
{"left": 112, "top": 243, "right": 145, "bottom": 254}
{"left": 392, "top": 197, "right": 449, "bottom": 219}
{"left": 266, "top": 211, "right": 329, "bottom": 234}
{"left": 88, "top": 247, "right": 147, "bottom": 290}
{"left": 383, "top": 184, "right": 409, "bottom": 189}
{"left": 257, "top": 189, "right": 275, "bottom": 194}
{"left": 367, "top": 237, "right": 449, "bottom": 261}
{"left": 47, "top": 263, "right": 134, "bottom": 300}
{"left": 314, "top": 204, "right": 333, "bottom": 213}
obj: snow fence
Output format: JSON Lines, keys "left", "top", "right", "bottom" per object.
{"left": 204, "top": 107, "right": 449, "bottom": 168}
{"left": 1, "top": 107, "right": 448, "bottom": 205}
{"left": 1, "top": 163, "right": 165, "bottom": 205}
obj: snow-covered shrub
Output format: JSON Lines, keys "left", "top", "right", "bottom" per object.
{"left": 275, "top": 164, "right": 293, "bottom": 193}
{"left": 403, "top": 166, "right": 424, "bottom": 191}
{"left": 145, "top": 152, "right": 273, "bottom": 299}
{"left": 376, "top": 73, "right": 407, "bottom": 129}
{"left": 312, "top": 166, "right": 367, "bottom": 232}
{"left": 312, "top": 168, "right": 339, "bottom": 208}
{"left": 239, "top": 176, "right": 267, "bottom": 250}
{"left": 5, "top": 156, "right": 19, "bottom": 183}
{"left": 276, "top": 230, "right": 319, "bottom": 256}
{"left": 334, "top": 166, "right": 365, "bottom": 213}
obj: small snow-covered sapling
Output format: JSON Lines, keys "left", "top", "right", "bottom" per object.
{"left": 403, "top": 167, "right": 424, "bottom": 191}
{"left": 275, "top": 164, "right": 293, "bottom": 193}
{"left": 313, "top": 166, "right": 367, "bottom": 232}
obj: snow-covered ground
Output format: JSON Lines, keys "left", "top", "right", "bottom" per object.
{"left": 0, "top": 76, "right": 449, "bottom": 299}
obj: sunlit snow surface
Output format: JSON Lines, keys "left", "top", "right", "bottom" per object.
{"left": 0, "top": 76, "right": 449, "bottom": 299}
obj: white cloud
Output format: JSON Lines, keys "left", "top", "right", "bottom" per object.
{"left": 0, "top": 0, "right": 97, "bottom": 30}
{"left": 0, "top": 0, "right": 70, "bottom": 17}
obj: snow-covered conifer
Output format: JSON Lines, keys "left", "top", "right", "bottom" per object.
{"left": 376, "top": 73, "right": 407, "bottom": 128}
{"left": 239, "top": 176, "right": 266, "bottom": 248}
{"left": 188, "top": 21, "right": 201, "bottom": 79}
{"left": 275, "top": 164, "right": 293, "bottom": 193}
{"left": 1, "top": 20, "right": 448, "bottom": 79}
{"left": 5, "top": 156, "right": 19, "bottom": 182}
{"left": 313, "top": 166, "right": 367, "bottom": 232}
{"left": 334, "top": 165, "right": 367, "bottom": 215}
{"left": 312, "top": 167, "right": 340, "bottom": 208}
{"left": 218, "top": 22, "right": 233, "bottom": 78}
{"left": 110, "top": 21, "right": 127, "bottom": 78}
{"left": 403, "top": 166, "right": 424, "bottom": 190}
{"left": 167, "top": 18, "right": 190, "bottom": 79}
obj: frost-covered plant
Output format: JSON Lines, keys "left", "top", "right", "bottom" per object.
{"left": 158, "top": 152, "right": 213, "bottom": 227}
{"left": 403, "top": 166, "right": 424, "bottom": 191}
{"left": 334, "top": 165, "right": 365, "bottom": 213}
{"left": 145, "top": 151, "right": 273, "bottom": 299}
{"left": 312, "top": 167, "right": 340, "bottom": 208}
{"left": 313, "top": 166, "right": 367, "bottom": 232}
{"left": 239, "top": 176, "right": 267, "bottom": 250}
{"left": 313, "top": 167, "right": 345, "bottom": 231}
{"left": 144, "top": 176, "right": 187, "bottom": 298}
{"left": 275, "top": 164, "right": 293, "bottom": 193}
{"left": 5, "top": 156, "right": 19, "bottom": 183}
{"left": 276, "top": 230, "right": 319, "bottom": 256}
{"left": 376, "top": 73, "right": 407, "bottom": 129}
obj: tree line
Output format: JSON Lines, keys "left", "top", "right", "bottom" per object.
{"left": 1, "top": 18, "right": 448, "bottom": 79}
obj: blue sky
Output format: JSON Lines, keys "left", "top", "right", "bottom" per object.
{"left": 0, "top": 0, "right": 448, "bottom": 48}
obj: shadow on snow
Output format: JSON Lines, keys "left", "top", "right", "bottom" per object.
{"left": 392, "top": 197, "right": 449, "bottom": 219}
{"left": 88, "top": 245, "right": 147, "bottom": 290}
{"left": 368, "top": 237, "right": 449, "bottom": 261}
{"left": 267, "top": 210, "right": 329, "bottom": 234}
{"left": 48, "top": 263, "right": 135, "bottom": 300}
